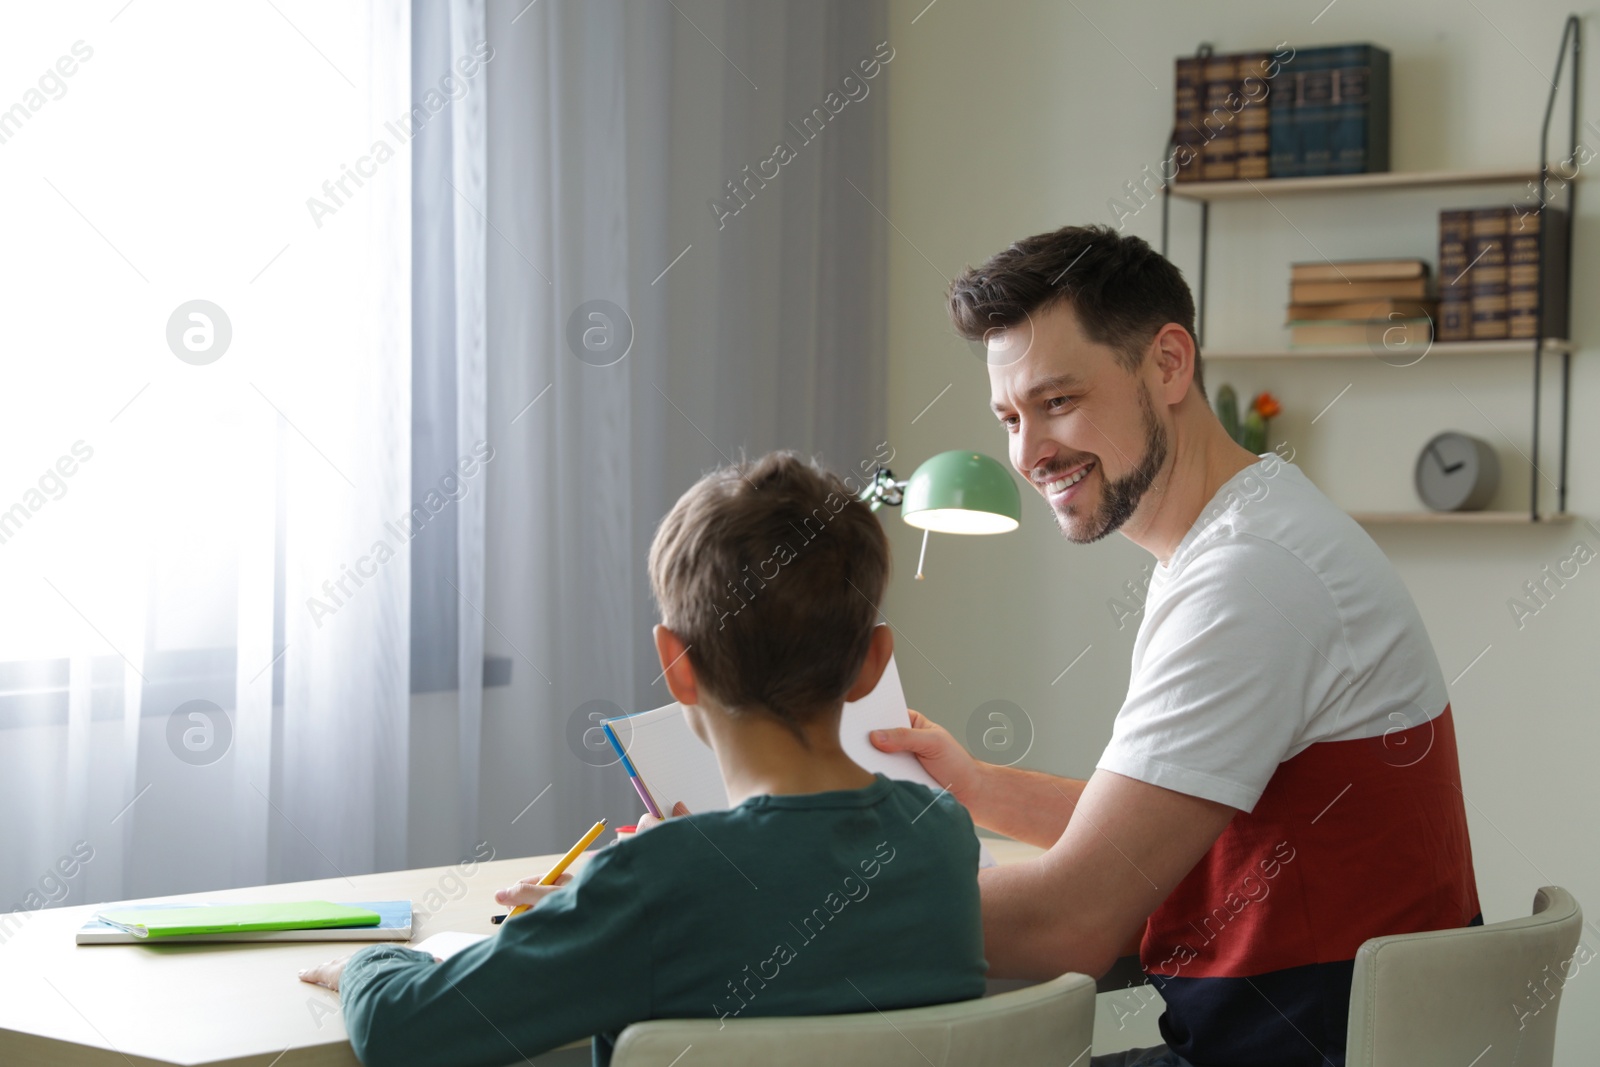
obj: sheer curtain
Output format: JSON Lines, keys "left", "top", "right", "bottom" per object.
{"left": 472, "top": 0, "right": 890, "bottom": 859}
{"left": 0, "top": 0, "right": 889, "bottom": 910}
{"left": 0, "top": 2, "right": 412, "bottom": 906}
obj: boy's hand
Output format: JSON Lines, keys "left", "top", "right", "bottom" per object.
{"left": 298, "top": 955, "right": 349, "bottom": 991}
{"left": 635, "top": 801, "right": 691, "bottom": 834}
{"left": 495, "top": 871, "right": 573, "bottom": 911}
{"left": 870, "top": 710, "right": 986, "bottom": 809}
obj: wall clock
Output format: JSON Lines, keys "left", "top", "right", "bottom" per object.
{"left": 1415, "top": 432, "right": 1499, "bottom": 512}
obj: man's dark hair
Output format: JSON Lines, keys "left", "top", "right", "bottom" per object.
{"left": 947, "top": 223, "right": 1204, "bottom": 399}
{"left": 648, "top": 451, "right": 889, "bottom": 736}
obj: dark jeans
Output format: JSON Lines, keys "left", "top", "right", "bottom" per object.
{"left": 1091, "top": 1048, "right": 1196, "bottom": 1067}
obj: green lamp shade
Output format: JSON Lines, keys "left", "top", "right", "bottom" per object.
{"left": 901, "top": 450, "right": 1021, "bottom": 534}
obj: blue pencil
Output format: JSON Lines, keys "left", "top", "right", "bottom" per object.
{"left": 602, "top": 721, "right": 664, "bottom": 819}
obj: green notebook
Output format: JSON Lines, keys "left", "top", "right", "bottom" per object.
{"left": 93, "top": 901, "right": 381, "bottom": 939}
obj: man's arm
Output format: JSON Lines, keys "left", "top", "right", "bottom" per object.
{"left": 965, "top": 763, "right": 1087, "bottom": 848}
{"left": 872, "top": 711, "right": 1086, "bottom": 847}
{"left": 980, "top": 769, "right": 1234, "bottom": 979}
{"left": 873, "top": 714, "right": 1235, "bottom": 976}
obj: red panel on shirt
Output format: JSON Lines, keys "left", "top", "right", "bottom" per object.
{"left": 1142, "top": 704, "right": 1480, "bottom": 980}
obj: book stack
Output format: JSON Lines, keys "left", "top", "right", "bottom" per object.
{"left": 1174, "top": 43, "right": 1389, "bottom": 182}
{"left": 1274, "top": 44, "right": 1390, "bottom": 177}
{"left": 1173, "top": 51, "right": 1272, "bottom": 181}
{"left": 1437, "top": 206, "right": 1569, "bottom": 342}
{"left": 1286, "top": 259, "right": 1434, "bottom": 346}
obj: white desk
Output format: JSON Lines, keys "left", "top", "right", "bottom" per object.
{"left": 0, "top": 838, "right": 1044, "bottom": 1065}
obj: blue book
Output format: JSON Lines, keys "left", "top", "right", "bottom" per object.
{"left": 1268, "top": 54, "right": 1300, "bottom": 177}
{"left": 1293, "top": 46, "right": 1343, "bottom": 177}
{"left": 1282, "top": 43, "right": 1390, "bottom": 178}
{"left": 1328, "top": 44, "right": 1390, "bottom": 174}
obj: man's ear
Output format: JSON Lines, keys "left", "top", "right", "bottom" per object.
{"left": 1150, "top": 322, "right": 1196, "bottom": 405}
{"left": 653, "top": 624, "right": 699, "bottom": 707}
{"left": 843, "top": 624, "right": 894, "bottom": 703}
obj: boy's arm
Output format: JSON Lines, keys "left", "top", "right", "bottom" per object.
{"left": 339, "top": 848, "right": 650, "bottom": 1067}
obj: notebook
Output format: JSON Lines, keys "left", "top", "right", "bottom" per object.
{"left": 603, "top": 655, "right": 996, "bottom": 866}
{"left": 76, "top": 900, "right": 413, "bottom": 945}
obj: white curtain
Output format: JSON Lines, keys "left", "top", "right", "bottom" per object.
{"left": 0, "top": 2, "right": 412, "bottom": 904}
{"left": 473, "top": 0, "right": 890, "bottom": 858}
{"left": 0, "top": 0, "right": 888, "bottom": 908}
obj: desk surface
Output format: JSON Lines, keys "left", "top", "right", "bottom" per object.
{"left": 0, "top": 836, "right": 1044, "bottom": 1066}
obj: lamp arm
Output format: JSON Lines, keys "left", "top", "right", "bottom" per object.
{"left": 859, "top": 467, "right": 907, "bottom": 511}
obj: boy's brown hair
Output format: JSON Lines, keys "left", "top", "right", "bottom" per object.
{"left": 648, "top": 451, "right": 890, "bottom": 733}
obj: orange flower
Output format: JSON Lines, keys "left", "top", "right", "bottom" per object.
{"left": 1252, "top": 391, "right": 1282, "bottom": 419}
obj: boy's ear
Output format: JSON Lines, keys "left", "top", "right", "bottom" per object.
{"left": 843, "top": 624, "right": 894, "bottom": 703}
{"left": 653, "top": 624, "right": 699, "bottom": 707}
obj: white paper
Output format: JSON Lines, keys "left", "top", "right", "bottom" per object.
{"left": 411, "top": 931, "right": 488, "bottom": 961}
{"left": 837, "top": 655, "right": 947, "bottom": 793}
{"left": 602, "top": 656, "right": 994, "bottom": 869}
{"left": 604, "top": 703, "right": 727, "bottom": 814}
{"left": 605, "top": 655, "right": 942, "bottom": 814}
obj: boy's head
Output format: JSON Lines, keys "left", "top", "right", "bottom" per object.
{"left": 648, "top": 451, "right": 890, "bottom": 735}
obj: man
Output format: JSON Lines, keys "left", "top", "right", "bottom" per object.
{"left": 870, "top": 224, "right": 1480, "bottom": 1067}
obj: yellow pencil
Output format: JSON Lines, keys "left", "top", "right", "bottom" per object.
{"left": 504, "top": 819, "right": 607, "bottom": 920}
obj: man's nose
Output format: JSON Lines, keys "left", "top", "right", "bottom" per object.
{"left": 1013, "top": 419, "right": 1055, "bottom": 482}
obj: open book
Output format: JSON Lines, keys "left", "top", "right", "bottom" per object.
{"left": 602, "top": 655, "right": 995, "bottom": 866}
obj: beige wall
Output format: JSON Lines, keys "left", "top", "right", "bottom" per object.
{"left": 881, "top": 0, "right": 1599, "bottom": 1058}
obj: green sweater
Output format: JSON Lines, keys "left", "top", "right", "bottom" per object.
{"left": 340, "top": 775, "right": 987, "bottom": 1066}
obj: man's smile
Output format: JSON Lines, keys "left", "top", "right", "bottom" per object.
{"left": 1038, "top": 460, "right": 1095, "bottom": 502}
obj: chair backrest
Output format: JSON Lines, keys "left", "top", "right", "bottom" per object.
{"left": 611, "top": 972, "right": 1097, "bottom": 1067}
{"left": 1346, "top": 886, "right": 1583, "bottom": 1067}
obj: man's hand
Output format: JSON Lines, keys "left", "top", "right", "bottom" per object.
{"left": 298, "top": 956, "right": 349, "bottom": 991}
{"left": 870, "top": 710, "right": 986, "bottom": 808}
{"left": 494, "top": 871, "right": 572, "bottom": 911}
{"left": 635, "top": 800, "right": 690, "bottom": 834}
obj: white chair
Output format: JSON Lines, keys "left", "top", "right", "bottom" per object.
{"left": 1346, "top": 886, "right": 1583, "bottom": 1067}
{"left": 611, "top": 972, "right": 1096, "bottom": 1067}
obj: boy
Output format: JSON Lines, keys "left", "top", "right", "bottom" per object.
{"left": 300, "top": 451, "right": 988, "bottom": 1066}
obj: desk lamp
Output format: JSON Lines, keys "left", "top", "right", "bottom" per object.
{"left": 860, "top": 450, "right": 1021, "bottom": 579}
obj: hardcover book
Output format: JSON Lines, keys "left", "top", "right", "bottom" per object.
{"left": 1173, "top": 55, "right": 1205, "bottom": 182}
{"left": 1201, "top": 53, "right": 1240, "bottom": 180}
{"left": 1234, "top": 52, "right": 1272, "bottom": 179}
{"left": 1293, "top": 46, "right": 1340, "bottom": 176}
{"left": 1290, "top": 277, "right": 1430, "bottom": 304}
{"left": 1437, "top": 209, "right": 1473, "bottom": 342}
{"left": 1268, "top": 50, "right": 1299, "bottom": 177}
{"left": 1508, "top": 206, "right": 1569, "bottom": 339}
{"left": 1469, "top": 207, "right": 1510, "bottom": 340}
{"left": 1290, "top": 259, "right": 1426, "bottom": 283}
{"left": 1290, "top": 318, "right": 1430, "bottom": 347}
{"left": 1327, "top": 44, "right": 1390, "bottom": 174}
{"left": 1284, "top": 299, "right": 1436, "bottom": 324}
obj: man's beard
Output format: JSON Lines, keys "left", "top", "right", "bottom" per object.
{"left": 1053, "top": 386, "right": 1169, "bottom": 544}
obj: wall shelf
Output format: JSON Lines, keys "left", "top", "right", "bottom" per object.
{"left": 1349, "top": 511, "right": 1573, "bottom": 525}
{"left": 1206, "top": 339, "right": 1574, "bottom": 361}
{"left": 1162, "top": 18, "right": 1582, "bottom": 522}
{"left": 1169, "top": 167, "right": 1564, "bottom": 202}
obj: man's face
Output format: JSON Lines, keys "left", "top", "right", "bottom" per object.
{"left": 986, "top": 301, "right": 1169, "bottom": 544}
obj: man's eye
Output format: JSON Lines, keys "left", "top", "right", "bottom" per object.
{"left": 1046, "top": 396, "right": 1075, "bottom": 412}
{"left": 999, "top": 415, "right": 1019, "bottom": 432}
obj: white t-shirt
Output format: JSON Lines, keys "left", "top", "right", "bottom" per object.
{"left": 1096, "top": 452, "right": 1450, "bottom": 812}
